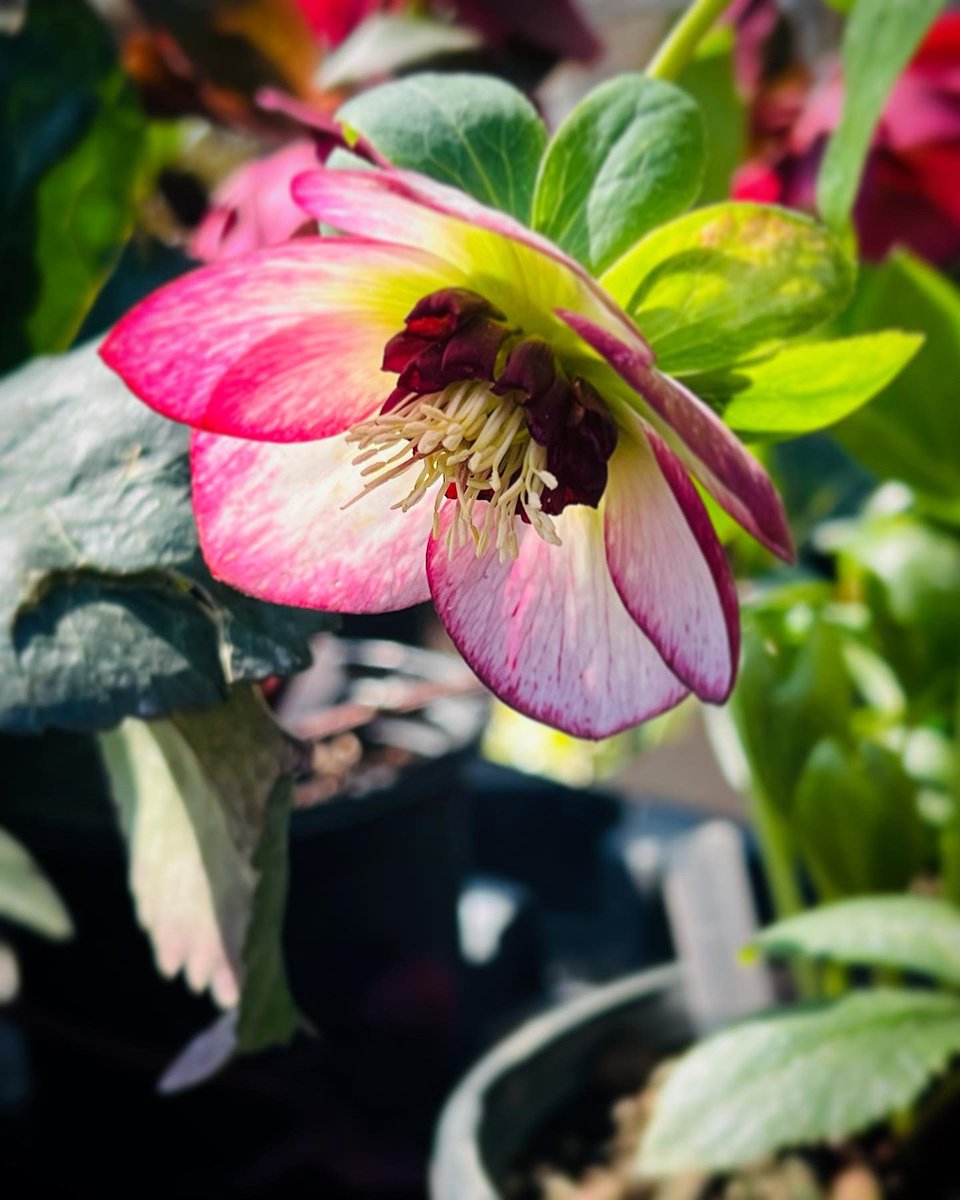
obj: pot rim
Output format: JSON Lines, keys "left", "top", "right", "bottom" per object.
{"left": 430, "top": 962, "right": 686, "bottom": 1200}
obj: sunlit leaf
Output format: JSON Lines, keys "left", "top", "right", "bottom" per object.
{"left": 754, "top": 895, "right": 960, "bottom": 988}
{"left": 703, "top": 333, "right": 922, "bottom": 438}
{"left": 601, "top": 203, "right": 854, "bottom": 374}
{"left": 640, "top": 990, "right": 960, "bottom": 1175}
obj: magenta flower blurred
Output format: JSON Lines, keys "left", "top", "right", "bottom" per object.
{"left": 734, "top": 11, "right": 960, "bottom": 265}
{"left": 102, "top": 166, "right": 791, "bottom": 737}
{"left": 190, "top": 139, "right": 320, "bottom": 262}
{"left": 296, "top": 0, "right": 601, "bottom": 61}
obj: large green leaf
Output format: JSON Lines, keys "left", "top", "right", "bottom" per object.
{"left": 700, "top": 333, "right": 922, "bottom": 438}
{"left": 792, "top": 738, "right": 924, "bottom": 898}
{"left": 0, "top": 342, "right": 331, "bottom": 734}
{"left": 640, "top": 989, "right": 960, "bottom": 1175}
{"left": 832, "top": 253, "right": 960, "bottom": 508}
{"left": 531, "top": 75, "right": 704, "bottom": 275}
{"left": 817, "top": 0, "right": 945, "bottom": 232}
{"left": 337, "top": 72, "right": 547, "bottom": 221}
{"left": 98, "top": 688, "right": 301, "bottom": 1048}
{"left": 0, "top": 0, "right": 152, "bottom": 371}
{"left": 600, "top": 203, "right": 855, "bottom": 374}
{"left": 0, "top": 828, "right": 72, "bottom": 940}
{"left": 754, "top": 895, "right": 960, "bottom": 988}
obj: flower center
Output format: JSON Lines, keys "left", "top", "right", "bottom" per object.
{"left": 345, "top": 288, "right": 618, "bottom": 562}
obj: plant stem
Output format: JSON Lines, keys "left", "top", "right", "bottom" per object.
{"left": 749, "top": 788, "right": 805, "bottom": 920}
{"left": 646, "top": 0, "right": 737, "bottom": 82}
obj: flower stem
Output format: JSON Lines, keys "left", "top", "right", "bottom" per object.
{"left": 749, "top": 788, "right": 805, "bottom": 920}
{"left": 646, "top": 0, "right": 737, "bottom": 82}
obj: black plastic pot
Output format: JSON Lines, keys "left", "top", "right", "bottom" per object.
{"left": 0, "top": 638, "right": 487, "bottom": 1197}
{"left": 430, "top": 964, "right": 691, "bottom": 1200}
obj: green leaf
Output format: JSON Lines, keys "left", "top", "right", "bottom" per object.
{"left": 0, "top": 827, "right": 72, "bottom": 940}
{"left": 818, "top": 0, "right": 944, "bottom": 231}
{"left": 531, "top": 74, "right": 704, "bottom": 275}
{"left": 819, "top": 512, "right": 960, "bottom": 682}
{"left": 755, "top": 895, "right": 960, "bottom": 988}
{"left": 640, "top": 989, "right": 960, "bottom": 1175}
{"left": 675, "top": 27, "right": 746, "bottom": 206}
{"left": 832, "top": 253, "right": 960, "bottom": 506}
{"left": 98, "top": 687, "right": 300, "bottom": 1029}
{"left": 729, "top": 613, "right": 853, "bottom": 817}
{"left": 600, "top": 203, "right": 855, "bottom": 374}
{"left": 237, "top": 776, "right": 300, "bottom": 1052}
{"left": 0, "top": 341, "right": 331, "bottom": 734}
{"left": 0, "top": 0, "right": 152, "bottom": 370}
{"left": 792, "top": 738, "right": 924, "bottom": 898}
{"left": 700, "top": 333, "right": 922, "bottom": 438}
{"left": 337, "top": 72, "right": 547, "bottom": 221}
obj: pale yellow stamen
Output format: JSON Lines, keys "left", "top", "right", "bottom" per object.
{"left": 344, "top": 381, "right": 561, "bottom": 563}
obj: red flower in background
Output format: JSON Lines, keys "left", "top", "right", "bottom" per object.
{"left": 734, "top": 10, "right": 960, "bottom": 265}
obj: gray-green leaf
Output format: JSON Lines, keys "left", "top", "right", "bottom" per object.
{"left": 754, "top": 895, "right": 960, "bottom": 988}
{"left": 531, "top": 74, "right": 704, "bottom": 275}
{"left": 337, "top": 72, "right": 547, "bottom": 221}
{"left": 817, "top": 0, "right": 945, "bottom": 231}
{"left": 640, "top": 989, "right": 960, "bottom": 1175}
{"left": 0, "top": 341, "right": 330, "bottom": 734}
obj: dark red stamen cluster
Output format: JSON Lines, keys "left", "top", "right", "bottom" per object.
{"left": 382, "top": 288, "right": 618, "bottom": 516}
{"left": 381, "top": 288, "right": 514, "bottom": 412}
{"left": 493, "top": 339, "right": 617, "bottom": 514}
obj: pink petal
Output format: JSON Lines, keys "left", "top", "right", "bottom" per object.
{"left": 556, "top": 309, "right": 794, "bottom": 562}
{"left": 189, "top": 139, "right": 319, "bottom": 263}
{"left": 101, "top": 238, "right": 463, "bottom": 441}
{"left": 191, "top": 430, "right": 434, "bottom": 612}
{"left": 292, "top": 166, "right": 641, "bottom": 342}
{"left": 427, "top": 504, "right": 688, "bottom": 738}
{"left": 604, "top": 428, "right": 740, "bottom": 703}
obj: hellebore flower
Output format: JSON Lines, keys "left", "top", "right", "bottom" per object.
{"left": 102, "top": 165, "right": 791, "bottom": 738}
{"left": 734, "top": 10, "right": 960, "bottom": 265}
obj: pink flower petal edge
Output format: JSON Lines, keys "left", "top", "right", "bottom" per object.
{"left": 427, "top": 502, "right": 689, "bottom": 739}
{"left": 556, "top": 308, "right": 795, "bottom": 562}
{"left": 191, "top": 430, "right": 435, "bottom": 612}
{"left": 101, "top": 237, "right": 464, "bottom": 442}
{"left": 604, "top": 426, "right": 740, "bottom": 703}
